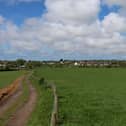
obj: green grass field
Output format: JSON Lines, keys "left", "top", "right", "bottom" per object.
{"left": 34, "top": 67, "right": 126, "bottom": 126}
{"left": 0, "top": 71, "right": 24, "bottom": 88}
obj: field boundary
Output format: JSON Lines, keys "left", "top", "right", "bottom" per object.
{"left": 50, "top": 83, "right": 58, "bottom": 126}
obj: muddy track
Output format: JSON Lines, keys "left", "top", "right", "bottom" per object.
{"left": 0, "top": 77, "right": 24, "bottom": 117}
{"left": 6, "top": 78, "right": 37, "bottom": 126}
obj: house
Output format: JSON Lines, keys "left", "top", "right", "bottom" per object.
{"left": 19, "top": 65, "right": 26, "bottom": 69}
{"left": 0, "top": 64, "right": 6, "bottom": 67}
{"left": 74, "top": 62, "right": 80, "bottom": 66}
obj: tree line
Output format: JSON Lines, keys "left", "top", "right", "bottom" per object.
{"left": 1, "top": 59, "right": 126, "bottom": 71}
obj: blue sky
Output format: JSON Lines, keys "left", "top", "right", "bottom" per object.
{"left": 0, "top": 1, "right": 120, "bottom": 25}
{"left": 99, "top": 4, "right": 121, "bottom": 20}
{"left": 0, "top": 0, "right": 45, "bottom": 25}
{"left": 0, "top": 0, "right": 126, "bottom": 60}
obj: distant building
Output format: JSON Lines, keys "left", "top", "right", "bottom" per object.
{"left": 74, "top": 62, "right": 79, "bottom": 66}
{"left": 60, "top": 61, "right": 64, "bottom": 64}
{"left": 0, "top": 64, "right": 6, "bottom": 67}
{"left": 19, "top": 65, "right": 26, "bottom": 69}
{"left": 48, "top": 62, "right": 55, "bottom": 65}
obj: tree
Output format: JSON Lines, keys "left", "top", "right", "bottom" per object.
{"left": 59, "top": 59, "right": 64, "bottom": 62}
{"left": 16, "top": 59, "right": 26, "bottom": 67}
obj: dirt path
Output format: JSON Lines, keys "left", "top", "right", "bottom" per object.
{"left": 0, "top": 77, "right": 24, "bottom": 117}
{"left": 6, "top": 78, "right": 37, "bottom": 126}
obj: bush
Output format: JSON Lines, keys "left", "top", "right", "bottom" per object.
{"left": 39, "top": 77, "right": 45, "bottom": 85}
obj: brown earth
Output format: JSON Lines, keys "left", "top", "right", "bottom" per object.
{"left": 6, "top": 78, "right": 37, "bottom": 126}
{"left": 0, "top": 76, "right": 24, "bottom": 103}
{"left": 0, "top": 76, "right": 24, "bottom": 116}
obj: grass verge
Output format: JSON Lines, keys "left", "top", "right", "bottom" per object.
{"left": 27, "top": 70, "right": 53, "bottom": 126}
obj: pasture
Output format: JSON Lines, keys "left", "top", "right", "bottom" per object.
{"left": 34, "top": 67, "right": 126, "bottom": 126}
{"left": 0, "top": 71, "right": 24, "bottom": 88}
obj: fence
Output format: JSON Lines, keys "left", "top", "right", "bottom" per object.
{"left": 50, "top": 83, "right": 58, "bottom": 126}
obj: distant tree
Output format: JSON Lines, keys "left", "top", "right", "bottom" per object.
{"left": 59, "top": 59, "right": 64, "bottom": 62}
{"left": 25, "top": 61, "right": 42, "bottom": 69}
{"left": 26, "top": 61, "right": 33, "bottom": 69}
{"left": 16, "top": 59, "right": 26, "bottom": 67}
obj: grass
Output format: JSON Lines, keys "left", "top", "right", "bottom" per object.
{"left": 34, "top": 67, "right": 126, "bottom": 126}
{"left": 27, "top": 71, "right": 53, "bottom": 126}
{"left": 0, "top": 71, "right": 24, "bottom": 88}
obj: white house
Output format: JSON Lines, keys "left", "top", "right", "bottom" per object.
{"left": 74, "top": 62, "right": 79, "bottom": 66}
{"left": 0, "top": 64, "right": 6, "bottom": 67}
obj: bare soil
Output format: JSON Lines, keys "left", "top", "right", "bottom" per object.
{"left": 6, "top": 79, "right": 37, "bottom": 126}
{"left": 0, "top": 77, "right": 24, "bottom": 117}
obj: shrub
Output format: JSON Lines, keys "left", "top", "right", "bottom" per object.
{"left": 39, "top": 77, "right": 45, "bottom": 85}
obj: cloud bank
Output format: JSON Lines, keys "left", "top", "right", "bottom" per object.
{"left": 0, "top": 0, "right": 126, "bottom": 59}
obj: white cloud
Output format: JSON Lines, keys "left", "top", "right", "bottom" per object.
{"left": 103, "top": 0, "right": 126, "bottom": 7}
{"left": 102, "top": 0, "right": 126, "bottom": 16}
{"left": 102, "top": 13, "right": 126, "bottom": 33}
{"left": 45, "top": 0, "right": 100, "bottom": 24}
{"left": 0, "top": 0, "right": 126, "bottom": 59}
{"left": 0, "top": 16, "right": 5, "bottom": 24}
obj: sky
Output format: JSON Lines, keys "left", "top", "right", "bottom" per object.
{"left": 0, "top": 0, "right": 126, "bottom": 60}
